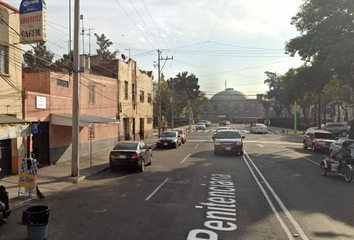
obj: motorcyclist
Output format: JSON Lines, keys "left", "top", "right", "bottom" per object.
{"left": 333, "top": 141, "right": 352, "bottom": 172}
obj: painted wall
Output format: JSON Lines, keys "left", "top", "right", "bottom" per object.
{"left": 0, "top": 3, "right": 26, "bottom": 174}
{"left": 23, "top": 71, "right": 120, "bottom": 164}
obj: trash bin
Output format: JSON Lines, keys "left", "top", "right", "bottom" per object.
{"left": 22, "top": 205, "right": 50, "bottom": 240}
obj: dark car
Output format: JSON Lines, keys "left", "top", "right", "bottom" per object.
{"left": 109, "top": 141, "right": 152, "bottom": 172}
{"left": 156, "top": 131, "right": 182, "bottom": 148}
{"left": 303, "top": 129, "right": 337, "bottom": 152}
{"left": 172, "top": 128, "right": 186, "bottom": 144}
{"left": 213, "top": 130, "right": 245, "bottom": 155}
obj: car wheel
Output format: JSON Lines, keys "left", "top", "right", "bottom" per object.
{"left": 312, "top": 144, "right": 316, "bottom": 152}
{"left": 175, "top": 142, "right": 179, "bottom": 148}
{"left": 341, "top": 131, "right": 348, "bottom": 137}
{"left": 303, "top": 141, "right": 308, "bottom": 149}
{"left": 110, "top": 165, "right": 116, "bottom": 171}
{"left": 239, "top": 150, "right": 244, "bottom": 156}
{"left": 138, "top": 159, "right": 145, "bottom": 172}
{"left": 214, "top": 149, "right": 218, "bottom": 155}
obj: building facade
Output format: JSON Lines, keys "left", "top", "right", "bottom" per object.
{"left": 199, "top": 88, "right": 264, "bottom": 123}
{"left": 91, "top": 57, "right": 154, "bottom": 142}
{"left": 0, "top": 2, "right": 29, "bottom": 176}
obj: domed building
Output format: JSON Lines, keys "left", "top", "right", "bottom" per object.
{"left": 199, "top": 88, "right": 264, "bottom": 123}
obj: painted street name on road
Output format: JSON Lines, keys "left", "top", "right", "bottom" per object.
{"left": 187, "top": 174, "right": 237, "bottom": 240}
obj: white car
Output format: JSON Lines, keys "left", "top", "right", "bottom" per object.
{"left": 329, "top": 139, "right": 354, "bottom": 158}
{"left": 196, "top": 123, "right": 206, "bottom": 130}
{"left": 250, "top": 123, "right": 268, "bottom": 134}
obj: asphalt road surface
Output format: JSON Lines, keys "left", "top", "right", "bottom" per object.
{"left": 2, "top": 124, "right": 354, "bottom": 240}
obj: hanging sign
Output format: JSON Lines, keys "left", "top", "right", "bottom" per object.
{"left": 19, "top": 0, "right": 47, "bottom": 44}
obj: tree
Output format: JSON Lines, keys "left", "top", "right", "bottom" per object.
{"left": 23, "top": 43, "right": 54, "bottom": 68}
{"left": 94, "top": 33, "right": 118, "bottom": 60}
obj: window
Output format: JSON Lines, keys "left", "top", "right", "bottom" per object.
{"left": 124, "top": 81, "right": 128, "bottom": 99}
{"left": 147, "top": 93, "right": 152, "bottom": 103}
{"left": 140, "top": 90, "right": 144, "bottom": 102}
{"left": 57, "top": 79, "right": 68, "bottom": 88}
{"left": 89, "top": 85, "right": 95, "bottom": 103}
{"left": 0, "top": 45, "right": 9, "bottom": 74}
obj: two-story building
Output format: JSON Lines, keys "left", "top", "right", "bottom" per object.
{"left": 0, "top": 2, "right": 29, "bottom": 177}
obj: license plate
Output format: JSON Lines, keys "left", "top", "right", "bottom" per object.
{"left": 164, "top": 143, "right": 168, "bottom": 146}
{"left": 225, "top": 147, "right": 231, "bottom": 150}
{"left": 119, "top": 155, "right": 126, "bottom": 159}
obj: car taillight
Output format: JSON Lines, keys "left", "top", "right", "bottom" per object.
{"left": 109, "top": 153, "right": 114, "bottom": 158}
{"left": 132, "top": 153, "right": 140, "bottom": 158}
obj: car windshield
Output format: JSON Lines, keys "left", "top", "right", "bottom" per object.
{"left": 162, "top": 132, "right": 177, "bottom": 137}
{"left": 216, "top": 131, "right": 241, "bottom": 139}
{"left": 314, "top": 133, "right": 335, "bottom": 139}
{"left": 114, "top": 143, "right": 138, "bottom": 150}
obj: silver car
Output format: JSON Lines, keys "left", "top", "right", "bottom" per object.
{"left": 329, "top": 139, "right": 354, "bottom": 158}
{"left": 196, "top": 123, "right": 206, "bottom": 130}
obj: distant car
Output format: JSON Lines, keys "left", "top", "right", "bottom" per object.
{"left": 225, "top": 121, "right": 230, "bottom": 125}
{"left": 172, "top": 128, "right": 186, "bottom": 144}
{"left": 303, "top": 129, "right": 337, "bottom": 152}
{"left": 213, "top": 130, "right": 245, "bottom": 155}
{"left": 329, "top": 139, "right": 354, "bottom": 158}
{"left": 156, "top": 131, "right": 182, "bottom": 148}
{"left": 196, "top": 123, "right": 206, "bottom": 130}
{"left": 323, "top": 122, "right": 350, "bottom": 137}
{"left": 199, "top": 120, "right": 211, "bottom": 127}
{"left": 109, "top": 141, "right": 152, "bottom": 172}
{"left": 250, "top": 123, "right": 268, "bottom": 134}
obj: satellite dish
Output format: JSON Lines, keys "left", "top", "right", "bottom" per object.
{"left": 121, "top": 54, "right": 126, "bottom": 60}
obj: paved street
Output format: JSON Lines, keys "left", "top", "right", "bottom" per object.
{"left": 1, "top": 124, "right": 354, "bottom": 240}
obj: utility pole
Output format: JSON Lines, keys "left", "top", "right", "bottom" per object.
{"left": 80, "top": 14, "right": 84, "bottom": 54}
{"left": 157, "top": 50, "right": 173, "bottom": 137}
{"left": 87, "top": 28, "right": 94, "bottom": 56}
{"left": 72, "top": 0, "right": 80, "bottom": 177}
{"left": 171, "top": 80, "right": 174, "bottom": 129}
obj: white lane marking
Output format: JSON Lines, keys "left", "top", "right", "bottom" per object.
{"left": 195, "top": 144, "right": 199, "bottom": 149}
{"left": 145, "top": 178, "right": 168, "bottom": 201}
{"left": 244, "top": 152, "right": 309, "bottom": 240}
{"left": 243, "top": 154, "right": 293, "bottom": 239}
{"left": 181, "top": 154, "right": 191, "bottom": 164}
{"left": 280, "top": 146, "right": 320, "bottom": 166}
{"left": 257, "top": 144, "right": 264, "bottom": 148}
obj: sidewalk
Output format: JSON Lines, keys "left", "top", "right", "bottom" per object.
{"left": 1, "top": 134, "right": 160, "bottom": 211}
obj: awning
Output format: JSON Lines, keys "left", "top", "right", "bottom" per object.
{"left": 51, "top": 114, "right": 120, "bottom": 127}
{"left": 0, "top": 115, "right": 30, "bottom": 140}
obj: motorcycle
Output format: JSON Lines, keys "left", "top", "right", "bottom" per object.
{"left": 0, "top": 168, "right": 10, "bottom": 225}
{"left": 320, "top": 155, "right": 354, "bottom": 183}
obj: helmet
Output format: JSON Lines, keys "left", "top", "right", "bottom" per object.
{"left": 342, "top": 141, "right": 349, "bottom": 147}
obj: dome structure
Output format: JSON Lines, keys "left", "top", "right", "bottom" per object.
{"left": 210, "top": 88, "right": 249, "bottom": 101}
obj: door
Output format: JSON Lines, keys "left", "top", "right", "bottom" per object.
{"left": 0, "top": 139, "right": 11, "bottom": 178}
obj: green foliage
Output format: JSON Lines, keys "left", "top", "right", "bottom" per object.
{"left": 94, "top": 33, "right": 118, "bottom": 60}
{"left": 23, "top": 43, "right": 54, "bottom": 68}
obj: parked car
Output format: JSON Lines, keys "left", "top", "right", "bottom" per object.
{"left": 172, "top": 128, "right": 186, "bottom": 144}
{"left": 250, "top": 123, "right": 268, "bottom": 134}
{"left": 213, "top": 130, "right": 245, "bottom": 155}
{"left": 323, "top": 122, "right": 350, "bottom": 137}
{"left": 156, "top": 131, "right": 182, "bottom": 148}
{"left": 199, "top": 120, "right": 211, "bottom": 127}
{"left": 109, "top": 141, "right": 152, "bottom": 172}
{"left": 196, "top": 122, "right": 206, "bottom": 130}
{"left": 329, "top": 139, "right": 354, "bottom": 158}
{"left": 303, "top": 129, "right": 337, "bottom": 152}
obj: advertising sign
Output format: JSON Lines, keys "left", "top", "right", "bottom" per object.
{"left": 19, "top": 0, "right": 47, "bottom": 44}
{"left": 18, "top": 173, "right": 36, "bottom": 189}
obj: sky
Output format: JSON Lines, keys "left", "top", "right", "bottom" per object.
{"left": 6, "top": 0, "right": 305, "bottom": 99}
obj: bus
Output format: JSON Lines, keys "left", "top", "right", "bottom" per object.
{"left": 218, "top": 115, "right": 227, "bottom": 126}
